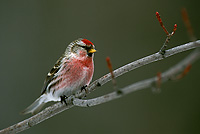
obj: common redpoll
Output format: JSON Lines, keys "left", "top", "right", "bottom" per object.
{"left": 22, "top": 38, "right": 96, "bottom": 114}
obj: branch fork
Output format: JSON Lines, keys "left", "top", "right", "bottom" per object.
{"left": 156, "top": 12, "right": 177, "bottom": 55}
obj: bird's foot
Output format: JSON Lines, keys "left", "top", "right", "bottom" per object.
{"left": 60, "top": 95, "right": 68, "bottom": 106}
{"left": 81, "top": 85, "right": 88, "bottom": 92}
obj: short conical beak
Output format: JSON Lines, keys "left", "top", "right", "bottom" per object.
{"left": 88, "top": 48, "right": 97, "bottom": 53}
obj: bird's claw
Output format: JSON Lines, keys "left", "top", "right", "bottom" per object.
{"left": 81, "top": 85, "right": 88, "bottom": 92}
{"left": 60, "top": 95, "right": 68, "bottom": 106}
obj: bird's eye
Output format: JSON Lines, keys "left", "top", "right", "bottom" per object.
{"left": 80, "top": 45, "right": 92, "bottom": 50}
{"left": 80, "top": 46, "right": 86, "bottom": 49}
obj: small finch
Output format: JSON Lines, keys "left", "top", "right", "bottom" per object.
{"left": 22, "top": 38, "right": 96, "bottom": 114}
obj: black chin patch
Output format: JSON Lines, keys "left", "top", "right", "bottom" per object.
{"left": 87, "top": 53, "right": 93, "bottom": 57}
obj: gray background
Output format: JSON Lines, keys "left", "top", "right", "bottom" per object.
{"left": 0, "top": 0, "right": 200, "bottom": 134}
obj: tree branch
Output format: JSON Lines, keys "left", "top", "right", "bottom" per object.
{"left": 0, "top": 40, "right": 200, "bottom": 134}
{"left": 73, "top": 48, "right": 200, "bottom": 107}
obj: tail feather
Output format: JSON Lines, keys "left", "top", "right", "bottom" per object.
{"left": 21, "top": 94, "right": 47, "bottom": 115}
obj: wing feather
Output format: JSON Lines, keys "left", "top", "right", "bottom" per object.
{"left": 41, "top": 56, "right": 64, "bottom": 94}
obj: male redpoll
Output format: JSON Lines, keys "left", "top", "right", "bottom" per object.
{"left": 22, "top": 38, "right": 96, "bottom": 114}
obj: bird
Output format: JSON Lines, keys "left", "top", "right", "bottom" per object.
{"left": 21, "top": 38, "right": 96, "bottom": 115}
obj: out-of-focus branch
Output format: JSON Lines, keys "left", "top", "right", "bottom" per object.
{"left": 181, "top": 8, "right": 196, "bottom": 41}
{"left": 0, "top": 40, "right": 200, "bottom": 134}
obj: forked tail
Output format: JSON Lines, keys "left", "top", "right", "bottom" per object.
{"left": 21, "top": 94, "right": 47, "bottom": 115}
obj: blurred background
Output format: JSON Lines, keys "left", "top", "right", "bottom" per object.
{"left": 0, "top": 0, "right": 200, "bottom": 134}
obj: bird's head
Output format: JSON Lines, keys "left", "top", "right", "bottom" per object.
{"left": 66, "top": 38, "right": 96, "bottom": 58}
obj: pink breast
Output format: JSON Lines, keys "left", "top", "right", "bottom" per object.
{"left": 55, "top": 56, "right": 94, "bottom": 91}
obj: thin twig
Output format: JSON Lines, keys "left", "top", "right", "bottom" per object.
{"left": 106, "top": 57, "right": 117, "bottom": 90}
{"left": 156, "top": 12, "right": 177, "bottom": 55}
{"left": 175, "top": 64, "right": 192, "bottom": 79}
{"left": 181, "top": 8, "right": 196, "bottom": 41}
{"left": 154, "top": 71, "right": 162, "bottom": 92}
{"left": 0, "top": 40, "right": 200, "bottom": 134}
{"left": 156, "top": 12, "right": 169, "bottom": 35}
